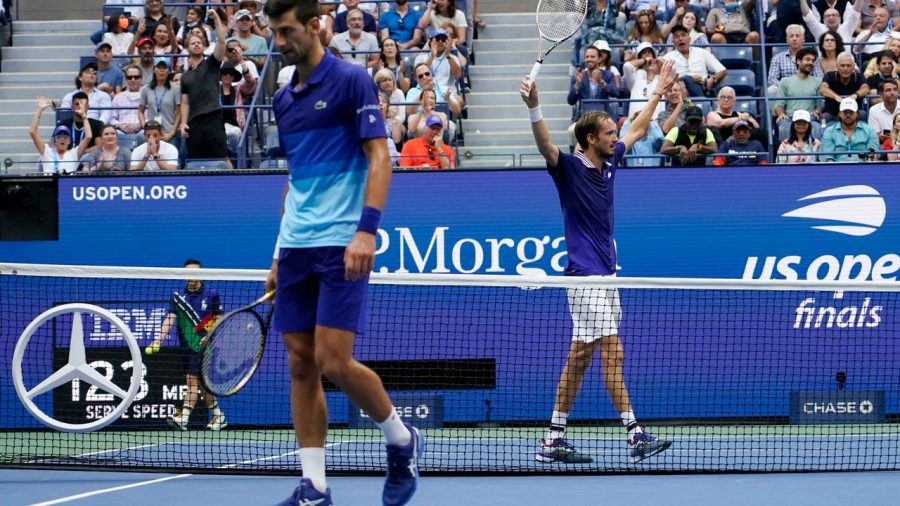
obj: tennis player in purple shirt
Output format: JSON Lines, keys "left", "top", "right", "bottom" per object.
{"left": 521, "top": 60, "right": 677, "bottom": 465}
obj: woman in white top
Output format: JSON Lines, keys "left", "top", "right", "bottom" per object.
{"left": 623, "top": 45, "right": 664, "bottom": 118}
{"left": 30, "top": 97, "right": 92, "bottom": 174}
{"left": 418, "top": 0, "right": 468, "bottom": 45}
{"left": 101, "top": 14, "right": 134, "bottom": 60}
{"left": 407, "top": 89, "right": 449, "bottom": 139}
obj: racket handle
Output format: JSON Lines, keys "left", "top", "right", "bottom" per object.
{"left": 528, "top": 61, "right": 542, "bottom": 83}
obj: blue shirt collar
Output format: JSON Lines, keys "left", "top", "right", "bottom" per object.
{"left": 289, "top": 50, "right": 335, "bottom": 95}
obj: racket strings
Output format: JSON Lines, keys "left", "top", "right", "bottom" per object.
{"left": 537, "top": 0, "right": 588, "bottom": 42}
{"left": 203, "top": 311, "right": 264, "bottom": 393}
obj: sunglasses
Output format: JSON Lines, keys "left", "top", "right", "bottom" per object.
{"left": 417, "top": 71, "right": 432, "bottom": 79}
{"left": 426, "top": 146, "right": 436, "bottom": 161}
{"left": 126, "top": 75, "right": 142, "bottom": 80}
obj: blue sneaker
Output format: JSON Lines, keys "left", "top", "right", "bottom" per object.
{"left": 629, "top": 431, "right": 672, "bottom": 463}
{"left": 275, "top": 478, "right": 333, "bottom": 506}
{"left": 535, "top": 438, "right": 594, "bottom": 464}
{"left": 382, "top": 424, "right": 424, "bottom": 506}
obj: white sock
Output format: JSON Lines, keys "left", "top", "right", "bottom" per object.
{"left": 376, "top": 408, "right": 411, "bottom": 446}
{"left": 180, "top": 406, "right": 192, "bottom": 421}
{"left": 620, "top": 410, "right": 641, "bottom": 439}
{"left": 546, "top": 410, "right": 568, "bottom": 440}
{"left": 299, "top": 447, "right": 327, "bottom": 493}
{"left": 210, "top": 403, "right": 223, "bottom": 417}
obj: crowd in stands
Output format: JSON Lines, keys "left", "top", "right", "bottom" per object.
{"left": 22, "top": 0, "right": 900, "bottom": 171}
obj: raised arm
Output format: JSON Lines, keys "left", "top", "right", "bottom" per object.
{"left": 74, "top": 111, "right": 93, "bottom": 158}
{"left": 520, "top": 77, "right": 559, "bottom": 168}
{"left": 621, "top": 60, "right": 677, "bottom": 151}
{"left": 210, "top": 9, "right": 227, "bottom": 62}
{"left": 30, "top": 97, "right": 53, "bottom": 154}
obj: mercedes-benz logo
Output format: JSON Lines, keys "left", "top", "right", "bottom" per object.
{"left": 12, "top": 303, "right": 142, "bottom": 433}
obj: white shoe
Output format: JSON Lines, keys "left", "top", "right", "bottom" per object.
{"left": 207, "top": 414, "right": 227, "bottom": 431}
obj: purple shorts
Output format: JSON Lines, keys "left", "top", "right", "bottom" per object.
{"left": 274, "top": 247, "right": 369, "bottom": 334}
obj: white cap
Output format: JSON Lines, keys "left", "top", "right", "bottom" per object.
{"left": 839, "top": 97, "right": 858, "bottom": 112}
{"left": 792, "top": 109, "right": 811, "bottom": 122}
{"left": 634, "top": 41, "right": 656, "bottom": 57}
{"left": 592, "top": 39, "right": 611, "bottom": 53}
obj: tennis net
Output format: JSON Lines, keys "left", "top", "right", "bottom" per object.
{"left": 2, "top": 263, "right": 899, "bottom": 474}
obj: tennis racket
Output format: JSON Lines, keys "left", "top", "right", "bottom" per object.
{"left": 522, "top": 0, "right": 589, "bottom": 97}
{"left": 200, "top": 290, "right": 275, "bottom": 396}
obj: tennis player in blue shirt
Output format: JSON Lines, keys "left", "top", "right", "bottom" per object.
{"left": 264, "top": 1, "right": 423, "bottom": 505}
{"left": 521, "top": 60, "right": 677, "bottom": 465}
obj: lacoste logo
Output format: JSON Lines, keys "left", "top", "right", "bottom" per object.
{"left": 315, "top": 100, "right": 327, "bottom": 110}
{"left": 782, "top": 185, "right": 886, "bottom": 236}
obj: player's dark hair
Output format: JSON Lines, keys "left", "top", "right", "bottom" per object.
{"left": 264, "top": 0, "right": 319, "bottom": 25}
{"left": 795, "top": 47, "right": 818, "bottom": 64}
{"left": 184, "top": 258, "right": 202, "bottom": 267}
{"left": 574, "top": 110, "right": 613, "bottom": 150}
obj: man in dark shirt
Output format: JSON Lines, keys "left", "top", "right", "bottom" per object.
{"left": 59, "top": 91, "right": 104, "bottom": 154}
{"left": 820, "top": 51, "right": 870, "bottom": 123}
{"left": 180, "top": 8, "right": 233, "bottom": 169}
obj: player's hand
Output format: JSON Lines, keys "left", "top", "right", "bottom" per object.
{"left": 265, "top": 258, "right": 278, "bottom": 293}
{"left": 344, "top": 231, "right": 375, "bottom": 281}
{"left": 520, "top": 76, "right": 538, "bottom": 107}
{"left": 657, "top": 60, "right": 677, "bottom": 95}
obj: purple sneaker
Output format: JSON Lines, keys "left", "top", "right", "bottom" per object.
{"left": 275, "top": 478, "right": 333, "bottom": 506}
{"left": 535, "top": 438, "right": 594, "bottom": 463}
{"left": 629, "top": 431, "right": 672, "bottom": 463}
{"left": 382, "top": 423, "right": 424, "bottom": 506}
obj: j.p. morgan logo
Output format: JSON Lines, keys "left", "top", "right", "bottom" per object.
{"left": 782, "top": 185, "right": 886, "bottom": 237}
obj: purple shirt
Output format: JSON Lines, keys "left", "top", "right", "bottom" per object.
{"left": 549, "top": 142, "right": 625, "bottom": 276}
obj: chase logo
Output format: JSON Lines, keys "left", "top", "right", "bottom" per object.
{"left": 782, "top": 185, "right": 886, "bottom": 236}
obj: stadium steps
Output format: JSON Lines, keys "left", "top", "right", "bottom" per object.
{"left": 460, "top": 12, "right": 573, "bottom": 168}
{"left": 0, "top": 20, "right": 97, "bottom": 175}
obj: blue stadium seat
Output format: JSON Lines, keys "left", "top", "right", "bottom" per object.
{"left": 185, "top": 160, "right": 229, "bottom": 171}
{"left": 721, "top": 69, "right": 756, "bottom": 96}
{"left": 735, "top": 99, "right": 759, "bottom": 118}
{"left": 713, "top": 45, "right": 753, "bottom": 70}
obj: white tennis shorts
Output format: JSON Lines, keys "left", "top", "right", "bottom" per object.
{"left": 566, "top": 278, "right": 621, "bottom": 343}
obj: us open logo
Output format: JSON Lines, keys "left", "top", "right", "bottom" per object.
{"left": 782, "top": 185, "right": 886, "bottom": 237}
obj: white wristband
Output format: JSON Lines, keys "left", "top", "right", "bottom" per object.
{"left": 273, "top": 236, "right": 281, "bottom": 260}
{"left": 528, "top": 106, "right": 543, "bottom": 123}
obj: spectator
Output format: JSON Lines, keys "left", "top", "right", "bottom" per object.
{"left": 223, "top": 39, "right": 260, "bottom": 92}
{"left": 660, "top": 0, "right": 705, "bottom": 24}
{"left": 814, "top": 0, "right": 849, "bottom": 18}
{"left": 714, "top": 120, "right": 766, "bottom": 165}
{"left": 594, "top": 40, "right": 623, "bottom": 91}
{"left": 705, "top": 0, "right": 760, "bottom": 45}
{"left": 619, "top": 112, "right": 666, "bottom": 166}
{"left": 624, "top": 0, "right": 664, "bottom": 18}
{"left": 374, "top": 69, "right": 407, "bottom": 124}
{"left": 772, "top": 0, "right": 805, "bottom": 44}
{"left": 777, "top": 110, "right": 822, "bottom": 162}
{"left": 230, "top": 9, "right": 269, "bottom": 69}
{"left": 661, "top": 24, "right": 727, "bottom": 97}
{"left": 137, "top": 0, "right": 180, "bottom": 40}
{"left": 820, "top": 51, "right": 871, "bottom": 123}
{"left": 101, "top": 13, "right": 135, "bottom": 61}
{"left": 380, "top": 0, "right": 423, "bottom": 50}
{"left": 767, "top": 25, "right": 821, "bottom": 96}
{"left": 866, "top": 51, "right": 899, "bottom": 103}
{"left": 177, "top": 27, "right": 213, "bottom": 72}
{"left": 180, "top": 9, "right": 233, "bottom": 169}
{"left": 418, "top": 0, "right": 468, "bottom": 45}
{"left": 821, "top": 98, "right": 880, "bottom": 160}
{"left": 334, "top": 0, "right": 377, "bottom": 34}
{"left": 130, "top": 120, "right": 179, "bottom": 170}
{"left": 176, "top": 7, "right": 212, "bottom": 46}
{"left": 662, "top": 10, "right": 708, "bottom": 49}
{"left": 133, "top": 16, "right": 179, "bottom": 66}
{"left": 660, "top": 105, "right": 718, "bottom": 165}
{"left": 623, "top": 43, "right": 664, "bottom": 118}
{"left": 868, "top": 78, "right": 899, "bottom": 141}
{"left": 855, "top": 7, "right": 895, "bottom": 63}
{"left": 133, "top": 37, "right": 157, "bottom": 82}
{"left": 378, "top": 38, "right": 412, "bottom": 93}
{"left": 774, "top": 47, "right": 824, "bottom": 140}
{"left": 407, "top": 89, "right": 449, "bottom": 140}
{"left": 884, "top": 112, "right": 900, "bottom": 159}
{"left": 139, "top": 57, "right": 182, "bottom": 151}
{"left": 317, "top": 2, "right": 336, "bottom": 47}
{"left": 706, "top": 86, "right": 762, "bottom": 146}
{"left": 859, "top": 0, "right": 900, "bottom": 31}
{"left": 30, "top": 97, "right": 92, "bottom": 174}
{"left": 330, "top": 8, "right": 379, "bottom": 69}
{"left": 109, "top": 65, "right": 145, "bottom": 150}
{"left": 379, "top": 94, "right": 404, "bottom": 165}
{"left": 800, "top": 0, "right": 860, "bottom": 42}
{"left": 567, "top": 44, "right": 620, "bottom": 147}
{"left": 59, "top": 91, "right": 105, "bottom": 153}
{"left": 91, "top": 0, "right": 143, "bottom": 45}
{"left": 414, "top": 29, "right": 463, "bottom": 105}
{"left": 80, "top": 124, "right": 132, "bottom": 172}
{"left": 219, "top": 62, "right": 248, "bottom": 157}
{"left": 817, "top": 31, "right": 845, "bottom": 74}
{"left": 623, "top": 10, "right": 665, "bottom": 62}
{"left": 231, "top": 0, "right": 270, "bottom": 38}
{"left": 657, "top": 79, "right": 691, "bottom": 134}
{"left": 863, "top": 34, "right": 900, "bottom": 77}
{"left": 61, "top": 62, "right": 113, "bottom": 124}
{"left": 399, "top": 114, "right": 455, "bottom": 169}
{"left": 579, "top": 0, "right": 625, "bottom": 73}
{"left": 405, "top": 62, "right": 462, "bottom": 117}
{"left": 95, "top": 42, "right": 126, "bottom": 96}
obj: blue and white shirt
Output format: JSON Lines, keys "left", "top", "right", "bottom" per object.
{"left": 549, "top": 142, "right": 625, "bottom": 276}
{"left": 273, "top": 50, "right": 386, "bottom": 248}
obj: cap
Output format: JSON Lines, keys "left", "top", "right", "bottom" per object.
{"left": 670, "top": 24, "right": 689, "bottom": 35}
{"left": 733, "top": 119, "right": 751, "bottom": 130}
{"left": 154, "top": 56, "right": 171, "bottom": 68}
{"left": 425, "top": 114, "right": 444, "bottom": 128}
{"left": 137, "top": 37, "right": 154, "bottom": 47}
{"left": 95, "top": 41, "right": 112, "bottom": 52}
{"left": 80, "top": 61, "right": 98, "bottom": 72}
{"left": 144, "top": 119, "right": 163, "bottom": 131}
{"left": 52, "top": 125, "right": 71, "bottom": 138}
{"left": 634, "top": 41, "right": 656, "bottom": 58}
{"left": 219, "top": 61, "right": 243, "bottom": 80}
{"left": 792, "top": 109, "right": 811, "bottom": 123}
{"left": 235, "top": 9, "right": 253, "bottom": 20}
{"left": 685, "top": 105, "right": 703, "bottom": 120}
{"left": 592, "top": 39, "right": 612, "bottom": 53}
{"left": 839, "top": 97, "right": 858, "bottom": 112}
{"left": 430, "top": 28, "right": 449, "bottom": 40}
